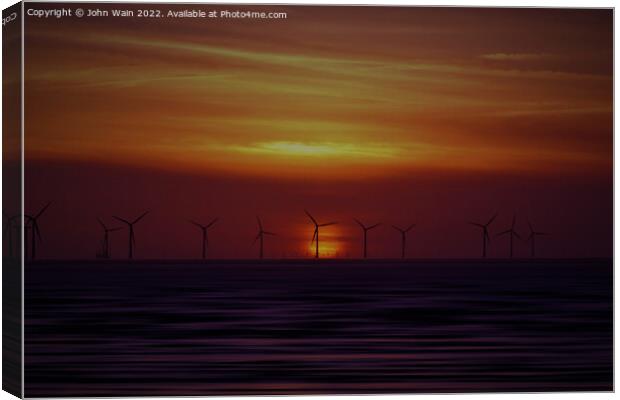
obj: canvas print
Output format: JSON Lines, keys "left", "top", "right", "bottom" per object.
{"left": 2, "top": 2, "right": 613, "bottom": 397}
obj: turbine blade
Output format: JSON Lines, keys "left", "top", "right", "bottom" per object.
{"left": 34, "top": 202, "right": 52, "bottom": 219}
{"left": 97, "top": 218, "right": 107, "bottom": 230}
{"left": 207, "top": 218, "right": 218, "bottom": 228}
{"left": 486, "top": 212, "right": 498, "bottom": 226}
{"left": 108, "top": 228, "right": 122, "bottom": 232}
{"left": 264, "top": 231, "right": 276, "bottom": 236}
{"left": 528, "top": 220, "right": 534, "bottom": 233}
{"left": 513, "top": 231, "right": 521, "bottom": 240}
{"left": 320, "top": 222, "right": 337, "bottom": 227}
{"left": 113, "top": 216, "right": 131, "bottom": 225}
{"left": 304, "top": 210, "right": 318, "bottom": 225}
{"left": 132, "top": 211, "right": 149, "bottom": 224}
{"left": 311, "top": 228, "right": 318, "bottom": 244}
{"left": 256, "top": 216, "right": 263, "bottom": 230}
{"left": 496, "top": 229, "right": 511, "bottom": 237}
{"left": 392, "top": 225, "right": 403, "bottom": 233}
{"left": 405, "top": 224, "right": 415, "bottom": 232}
{"left": 253, "top": 233, "right": 260, "bottom": 245}
{"left": 368, "top": 223, "right": 381, "bottom": 230}
{"left": 511, "top": 214, "right": 516, "bottom": 229}
{"left": 189, "top": 220, "right": 204, "bottom": 229}
{"left": 354, "top": 218, "right": 365, "bottom": 229}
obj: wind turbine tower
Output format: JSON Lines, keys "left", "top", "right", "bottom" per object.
{"left": 527, "top": 220, "right": 547, "bottom": 257}
{"left": 97, "top": 218, "right": 122, "bottom": 259}
{"left": 354, "top": 218, "right": 381, "bottom": 258}
{"left": 254, "top": 216, "right": 275, "bottom": 259}
{"left": 392, "top": 224, "right": 415, "bottom": 259}
{"left": 497, "top": 214, "right": 521, "bottom": 258}
{"left": 305, "top": 210, "right": 337, "bottom": 259}
{"left": 189, "top": 218, "right": 218, "bottom": 259}
{"left": 25, "top": 202, "right": 51, "bottom": 261}
{"left": 469, "top": 212, "right": 497, "bottom": 258}
{"left": 113, "top": 211, "right": 149, "bottom": 259}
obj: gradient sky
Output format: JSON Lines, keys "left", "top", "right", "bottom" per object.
{"left": 21, "top": 5, "right": 612, "bottom": 259}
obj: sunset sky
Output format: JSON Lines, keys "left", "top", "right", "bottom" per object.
{"left": 21, "top": 5, "right": 612, "bottom": 259}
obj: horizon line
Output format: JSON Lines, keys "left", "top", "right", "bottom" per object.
{"left": 19, "top": 256, "right": 613, "bottom": 264}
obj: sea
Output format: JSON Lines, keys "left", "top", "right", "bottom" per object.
{"left": 24, "top": 259, "right": 613, "bottom": 396}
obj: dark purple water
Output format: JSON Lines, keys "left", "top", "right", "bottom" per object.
{"left": 24, "top": 259, "right": 612, "bottom": 397}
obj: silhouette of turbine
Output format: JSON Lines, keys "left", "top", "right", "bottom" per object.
{"left": 469, "top": 212, "right": 497, "bottom": 258}
{"left": 189, "top": 218, "right": 218, "bottom": 259}
{"left": 6, "top": 214, "right": 29, "bottom": 260}
{"left": 25, "top": 202, "right": 51, "bottom": 261}
{"left": 527, "top": 220, "right": 547, "bottom": 258}
{"left": 392, "top": 224, "right": 415, "bottom": 259}
{"left": 22, "top": 216, "right": 32, "bottom": 261}
{"left": 113, "top": 211, "right": 148, "bottom": 259}
{"left": 3, "top": 211, "right": 20, "bottom": 258}
{"left": 10, "top": 216, "right": 23, "bottom": 259}
{"left": 254, "top": 216, "right": 275, "bottom": 259}
{"left": 97, "top": 218, "right": 122, "bottom": 259}
{"left": 354, "top": 219, "right": 380, "bottom": 258}
{"left": 2, "top": 211, "right": 10, "bottom": 257}
{"left": 497, "top": 214, "right": 521, "bottom": 258}
{"left": 305, "top": 210, "right": 337, "bottom": 259}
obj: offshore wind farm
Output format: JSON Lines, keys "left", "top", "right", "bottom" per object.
{"left": 5, "top": 202, "right": 559, "bottom": 262}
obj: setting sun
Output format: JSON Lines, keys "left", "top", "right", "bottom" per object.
{"left": 306, "top": 239, "right": 341, "bottom": 258}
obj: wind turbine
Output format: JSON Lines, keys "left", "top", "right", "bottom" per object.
{"left": 25, "top": 202, "right": 51, "bottom": 261}
{"left": 21, "top": 216, "right": 32, "bottom": 261}
{"left": 3, "top": 211, "right": 20, "bottom": 258}
{"left": 305, "top": 210, "right": 337, "bottom": 259}
{"left": 354, "top": 219, "right": 381, "bottom": 258}
{"left": 113, "top": 211, "right": 148, "bottom": 259}
{"left": 6, "top": 214, "right": 28, "bottom": 260}
{"left": 11, "top": 216, "right": 23, "bottom": 259}
{"left": 254, "top": 216, "right": 275, "bottom": 259}
{"left": 469, "top": 212, "right": 497, "bottom": 258}
{"left": 496, "top": 214, "right": 521, "bottom": 258}
{"left": 392, "top": 224, "right": 415, "bottom": 259}
{"left": 97, "top": 218, "right": 122, "bottom": 259}
{"left": 189, "top": 218, "right": 218, "bottom": 259}
{"left": 527, "top": 220, "right": 547, "bottom": 258}
{"left": 3, "top": 211, "right": 11, "bottom": 258}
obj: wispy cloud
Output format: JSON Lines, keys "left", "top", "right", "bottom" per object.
{"left": 480, "top": 53, "right": 551, "bottom": 61}
{"left": 225, "top": 141, "right": 401, "bottom": 159}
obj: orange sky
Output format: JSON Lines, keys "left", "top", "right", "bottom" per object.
{"left": 21, "top": 5, "right": 613, "bottom": 259}
{"left": 25, "top": 6, "right": 612, "bottom": 178}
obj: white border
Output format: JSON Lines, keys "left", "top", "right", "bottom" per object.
{"left": 20, "top": 1, "right": 24, "bottom": 398}
{"left": 0, "top": 1, "right": 616, "bottom": 400}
